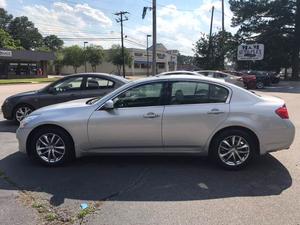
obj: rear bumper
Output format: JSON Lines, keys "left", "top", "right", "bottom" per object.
{"left": 260, "top": 120, "right": 295, "bottom": 154}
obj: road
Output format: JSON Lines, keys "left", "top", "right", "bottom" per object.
{"left": 0, "top": 81, "right": 299, "bottom": 225}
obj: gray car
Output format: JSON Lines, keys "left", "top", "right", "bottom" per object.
{"left": 1, "top": 73, "right": 128, "bottom": 122}
{"left": 16, "top": 75, "right": 295, "bottom": 169}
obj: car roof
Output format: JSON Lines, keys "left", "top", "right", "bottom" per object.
{"left": 64, "top": 73, "right": 129, "bottom": 83}
{"left": 159, "top": 70, "right": 200, "bottom": 75}
{"left": 129, "top": 74, "right": 227, "bottom": 86}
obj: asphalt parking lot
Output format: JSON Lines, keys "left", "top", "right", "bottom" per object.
{"left": 0, "top": 81, "right": 300, "bottom": 225}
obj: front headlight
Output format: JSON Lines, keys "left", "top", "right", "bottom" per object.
{"left": 19, "top": 115, "right": 40, "bottom": 128}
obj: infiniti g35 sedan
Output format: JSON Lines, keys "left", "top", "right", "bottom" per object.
{"left": 16, "top": 75, "right": 295, "bottom": 169}
{"left": 1, "top": 73, "right": 128, "bottom": 122}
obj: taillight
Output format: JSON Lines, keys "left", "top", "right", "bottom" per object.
{"left": 275, "top": 104, "right": 289, "bottom": 119}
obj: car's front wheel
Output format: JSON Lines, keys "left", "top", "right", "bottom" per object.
{"left": 210, "top": 129, "right": 255, "bottom": 170}
{"left": 256, "top": 81, "right": 264, "bottom": 89}
{"left": 29, "top": 127, "right": 75, "bottom": 166}
{"left": 14, "top": 104, "right": 34, "bottom": 123}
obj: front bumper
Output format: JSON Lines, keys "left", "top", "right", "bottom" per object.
{"left": 16, "top": 127, "right": 31, "bottom": 154}
{"left": 1, "top": 102, "right": 13, "bottom": 120}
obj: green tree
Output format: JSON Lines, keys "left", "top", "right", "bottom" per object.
{"left": 63, "top": 45, "right": 85, "bottom": 73}
{"left": 8, "top": 16, "right": 43, "bottom": 50}
{"left": 53, "top": 50, "right": 64, "bottom": 74}
{"left": 43, "top": 35, "right": 64, "bottom": 51}
{"left": 108, "top": 45, "right": 132, "bottom": 75}
{"left": 0, "top": 8, "right": 13, "bottom": 30}
{"left": 194, "top": 31, "right": 236, "bottom": 70}
{"left": 0, "top": 28, "right": 22, "bottom": 49}
{"left": 85, "top": 45, "right": 104, "bottom": 72}
{"left": 229, "top": 0, "right": 300, "bottom": 79}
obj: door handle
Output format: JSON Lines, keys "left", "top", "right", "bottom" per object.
{"left": 143, "top": 112, "right": 160, "bottom": 118}
{"left": 207, "top": 109, "right": 225, "bottom": 115}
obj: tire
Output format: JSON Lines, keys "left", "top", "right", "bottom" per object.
{"left": 14, "top": 104, "right": 34, "bottom": 123}
{"left": 256, "top": 81, "right": 264, "bottom": 89}
{"left": 29, "top": 127, "right": 75, "bottom": 166}
{"left": 210, "top": 129, "right": 255, "bottom": 170}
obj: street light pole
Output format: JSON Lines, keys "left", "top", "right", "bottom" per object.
{"left": 146, "top": 34, "right": 151, "bottom": 77}
{"left": 84, "top": 41, "right": 88, "bottom": 73}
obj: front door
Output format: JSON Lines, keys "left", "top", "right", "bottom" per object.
{"left": 162, "top": 81, "right": 230, "bottom": 151}
{"left": 38, "top": 76, "right": 84, "bottom": 108}
{"left": 87, "top": 82, "right": 165, "bottom": 151}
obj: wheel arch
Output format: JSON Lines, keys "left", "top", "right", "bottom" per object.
{"left": 13, "top": 103, "right": 35, "bottom": 118}
{"left": 26, "top": 124, "right": 75, "bottom": 157}
{"left": 208, "top": 126, "right": 260, "bottom": 155}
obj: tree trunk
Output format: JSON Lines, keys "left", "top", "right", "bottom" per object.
{"left": 284, "top": 67, "right": 288, "bottom": 80}
{"left": 74, "top": 66, "right": 77, "bottom": 73}
{"left": 291, "top": 0, "right": 300, "bottom": 80}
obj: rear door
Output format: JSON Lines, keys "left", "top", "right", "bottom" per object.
{"left": 162, "top": 81, "right": 230, "bottom": 151}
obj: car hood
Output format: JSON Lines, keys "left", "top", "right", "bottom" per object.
{"left": 8, "top": 90, "right": 38, "bottom": 99}
{"left": 33, "top": 98, "right": 92, "bottom": 114}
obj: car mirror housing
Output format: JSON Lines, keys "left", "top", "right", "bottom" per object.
{"left": 103, "top": 100, "right": 114, "bottom": 110}
{"left": 48, "top": 87, "right": 56, "bottom": 94}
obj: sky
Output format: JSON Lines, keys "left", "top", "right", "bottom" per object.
{"left": 1, "top": 0, "right": 236, "bottom": 55}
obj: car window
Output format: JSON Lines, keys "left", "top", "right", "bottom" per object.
{"left": 113, "top": 82, "right": 163, "bottom": 108}
{"left": 53, "top": 77, "right": 83, "bottom": 92}
{"left": 170, "top": 81, "right": 229, "bottom": 105}
{"left": 86, "top": 77, "right": 114, "bottom": 90}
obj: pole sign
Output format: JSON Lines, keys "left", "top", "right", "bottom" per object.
{"left": 237, "top": 44, "right": 264, "bottom": 61}
{"left": 0, "top": 50, "right": 12, "bottom": 57}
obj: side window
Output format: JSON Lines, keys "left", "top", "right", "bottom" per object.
{"left": 170, "top": 81, "right": 229, "bottom": 105}
{"left": 171, "top": 82, "right": 209, "bottom": 104}
{"left": 53, "top": 77, "right": 83, "bottom": 92}
{"left": 209, "top": 84, "right": 229, "bottom": 103}
{"left": 113, "top": 83, "right": 163, "bottom": 108}
{"left": 86, "top": 77, "right": 114, "bottom": 90}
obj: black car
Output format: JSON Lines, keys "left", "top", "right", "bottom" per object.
{"left": 268, "top": 72, "right": 281, "bottom": 84}
{"left": 1, "top": 73, "right": 128, "bottom": 122}
{"left": 243, "top": 70, "right": 271, "bottom": 89}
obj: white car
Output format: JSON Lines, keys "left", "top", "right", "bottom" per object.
{"left": 197, "top": 70, "right": 244, "bottom": 87}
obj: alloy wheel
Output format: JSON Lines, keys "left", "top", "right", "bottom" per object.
{"left": 218, "top": 135, "right": 250, "bottom": 166}
{"left": 15, "top": 106, "right": 32, "bottom": 122}
{"left": 35, "top": 133, "right": 66, "bottom": 163}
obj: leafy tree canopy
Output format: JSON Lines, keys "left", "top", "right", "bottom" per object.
{"left": 0, "top": 28, "right": 22, "bottom": 49}
{"left": 108, "top": 44, "right": 132, "bottom": 75}
{"left": 85, "top": 45, "right": 104, "bottom": 72}
{"left": 63, "top": 45, "right": 85, "bottom": 73}
{"left": 43, "top": 35, "right": 64, "bottom": 51}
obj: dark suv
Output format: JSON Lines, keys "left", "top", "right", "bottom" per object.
{"left": 242, "top": 70, "right": 271, "bottom": 89}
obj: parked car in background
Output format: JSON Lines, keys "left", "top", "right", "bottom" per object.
{"left": 1, "top": 73, "right": 128, "bottom": 122}
{"left": 196, "top": 70, "right": 244, "bottom": 88}
{"left": 268, "top": 72, "right": 281, "bottom": 84}
{"left": 242, "top": 70, "right": 271, "bottom": 89}
{"left": 224, "top": 70, "right": 256, "bottom": 89}
{"left": 17, "top": 75, "right": 295, "bottom": 169}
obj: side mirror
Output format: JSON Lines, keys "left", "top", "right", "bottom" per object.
{"left": 48, "top": 87, "right": 56, "bottom": 94}
{"left": 102, "top": 100, "right": 114, "bottom": 110}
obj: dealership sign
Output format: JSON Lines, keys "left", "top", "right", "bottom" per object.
{"left": 0, "top": 50, "right": 12, "bottom": 57}
{"left": 237, "top": 44, "right": 264, "bottom": 61}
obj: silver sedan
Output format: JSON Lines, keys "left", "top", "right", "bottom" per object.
{"left": 16, "top": 75, "right": 295, "bottom": 169}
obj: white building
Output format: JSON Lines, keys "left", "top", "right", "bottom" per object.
{"left": 60, "top": 43, "right": 178, "bottom": 76}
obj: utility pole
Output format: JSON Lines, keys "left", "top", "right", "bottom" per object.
{"left": 115, "top": 11, "right": 129, "bottom": 78}
{"left": 221, "top": 0, "right": 225, "bottom": 69}
{"left": 152, "top": 0, "right": 157, "bottom": 76}
{"left": 207, "top": 6, "right": 214, "bottom": 69}
{"left": 146, "top": 34, "right": 151, "bottom": 77}
{"left": 221, "top": 0, "right": 224, "bottom": 32}
{"left": 84, "top": 41, "right": 88, "bottom": 73}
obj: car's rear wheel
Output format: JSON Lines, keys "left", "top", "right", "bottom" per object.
{"left": 29, "top": 127, "right": 74, "bottom": 166}
{"left": 256, "top": 81, "right": 264, "bottom": 89}
{"left": 210, "top": 129, "right": 255, "bottom": 170}
{"left": 14, "top": 105, "right": 34, "bottom": 123}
